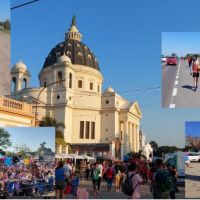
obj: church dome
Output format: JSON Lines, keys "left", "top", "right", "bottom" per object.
{"left": 105, "top": 86, "right": 115, "bottom": 93}
{"left": 42, "top": 16, "right": 100, "bottom": 71}
{"left": 13, "top": 60, "right": 27, "bottom": 70}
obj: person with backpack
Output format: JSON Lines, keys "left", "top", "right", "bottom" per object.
{"left": 192, "top": 55, "right": 200, "bottom": 91}
{"left": 91, "top": 162, "right": 100, "bottom": 197}
{"left": 166, "top": 163, "right": 176, "bottom": 199}
{"left": 153, "top": 159, "right": 174, "bottom": 199}
{"left": 127, "top": 163, "right": 143, "bottom": 199}
{"left": 106, "top": 163, "right": 114, "bottom": 191}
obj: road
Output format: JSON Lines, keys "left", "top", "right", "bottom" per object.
{"left": 65, "top": 178, "right": 185, "bottom": 199}
{"left": 0, "top": 31, "right": 10, "bottom": 96}
{"left": 162, "top": 59, "right": 200, "bottom": 108}
{"left": 185, "top": 163, "right": 200, "bottom": 199}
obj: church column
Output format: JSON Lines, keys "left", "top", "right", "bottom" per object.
{"left": 124, "top": 121, "right": 129, "bottom": 155}
{"left": 132, "top": 123, "right": 135, "bottom": 152}
{"left": 136, "top": 125, "right": 139, "bottom": 152}
{"left": 129, "top": 122, "right": 132, "bottom": 152}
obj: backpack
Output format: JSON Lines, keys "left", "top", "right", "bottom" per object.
{"left": 122, "top": 173, "right": 135, "bottom": 196}
{"left": 92, "top": 169, "right": 99, "bottom": 181}
{"left": 155, "top": 169, "right": 174, "bottom": 192}
{"left": 106, "top": 167, "right": 114, "bottom": 179}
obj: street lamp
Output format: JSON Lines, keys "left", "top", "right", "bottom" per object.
{"left": 35, "top": 79, "right": 67, "bottom": 127}
{"left": 22, "top": 79, "right": 66, "bottom": 126}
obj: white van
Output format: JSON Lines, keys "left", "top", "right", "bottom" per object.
{"left": 164, "top": 151, "right": 185, "bottom": 185}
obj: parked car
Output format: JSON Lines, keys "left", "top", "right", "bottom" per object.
{"left": 188, "top": 152, "right": 200, "bottom": 162}
{"left": 161, "top": 55, "right": 167, "bottom": 62}
{"left": 167, "top": 56, "right": 177, "bottom": 65}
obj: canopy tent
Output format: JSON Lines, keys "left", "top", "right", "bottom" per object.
{"left": 96, "top": 153, "right": 121, "bottom": 162}
{"left": 55, "top": 153, "right": 73, "bottom": 159}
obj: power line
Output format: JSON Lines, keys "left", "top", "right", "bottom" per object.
{"left": 140, "top": 102, "right": 160, "bottom": 108}
{"left": 117, "top": 86, "right": 160, "bottom": 95}
{"left": 11, "top": 0, "right": 39, "bottom": 10}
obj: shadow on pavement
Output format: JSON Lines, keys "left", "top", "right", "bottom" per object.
{"left": 182, "top": 85, "right": 195, "bottom": 91}
{"left": 186, "top": 174, "right": 200, "bottom": 182}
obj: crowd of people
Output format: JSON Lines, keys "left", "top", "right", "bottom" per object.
{"left": 0, "top": 154, "right": 55, "bottom": 198}
{"left": 187, "top": 55, "right": 200, "bottom": 91}
{"left": 55, "top": 158, "right": 180, "bottom": 199}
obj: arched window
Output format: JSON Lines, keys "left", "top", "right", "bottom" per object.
{"left": 11, "top": 77, "right": 16, "bottom": 93}
{"left": 22, "top": 78, "right": 27, "bottom": 89}
{"left": 44, "top": 82, "right": 47, "bottom": 87}
{"left": 69, "top": 73, "right": 72, "bottom": 88}
{"left": 57, "top": 71, "right": 63, "bottom": 86}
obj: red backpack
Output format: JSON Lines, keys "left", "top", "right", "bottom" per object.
{"left": 106, "top": 167, "right": 113, "bottom": 179}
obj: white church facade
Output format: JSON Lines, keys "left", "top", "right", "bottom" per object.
{"left": 10, "top": 16, "right": 142, "bottom": 160}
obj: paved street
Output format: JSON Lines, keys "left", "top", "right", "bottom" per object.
{"left": 185, "top": 163, "right": 200, "bottom": 199}
{"left": 0, "top": 31, "right": 10, "bottom": 96}
{"left": 162, "top": 59, "right": 200, "bottom": 108}
{"left": 65, "top": 178, "right": 185, "bottom": 199}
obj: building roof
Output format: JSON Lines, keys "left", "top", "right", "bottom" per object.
{"left": 42, "top": 16, "right": 100, "bottom": 71}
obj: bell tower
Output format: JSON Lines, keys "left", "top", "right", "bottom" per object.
{"left": 10, "top": 60, "right": 31, "bottom": 94}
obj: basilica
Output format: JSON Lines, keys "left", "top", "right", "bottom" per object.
{"left": 10, "top": 16, "right": 142, "bottom": 160}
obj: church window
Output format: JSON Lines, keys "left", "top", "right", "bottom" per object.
{"left": 57, "top": 95, "right": 60, "bottom": 100}
{"left": 57, "top": 71, "right": 63, "bottom": 86}
{"left": 80, "top": 121, "right": 84, "bottom": 139}
{"left": 90, "top": 82, "right": 93, "bottom": 90}
{"left": 22, "top": 78, "right": 27, "bottom": 89}
{"left": 44, "top": 82, "right": 47, "bottom": 87}
{"left": 69, "top": 73, "right": 72, "bottom": 88}
{"left": 78, "top": 80, "right": 82, "bottom": 88}
{"left": 98, "top": 85, "right": 100, "bottom": 93}
{"left": 91, "top": 122, "right": 95, "bottom": 139}
{"left": 85, "top": 121, "right": 90, "bottom": 139}
{"left": 11, "top": 77, "right": 16, "bottom": 93}
{"left": 67, "top": 51, "right": 71, "bottom": 56}
{"left": 106, "top": 100, "right": 109, "bottom": 104}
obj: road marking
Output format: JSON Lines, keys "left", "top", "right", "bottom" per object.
{"left": 172, "top": 88, "right": 177, "bottom": 96}
{"left": 169, "top": 59, "right": 181, "bottom": 108}
{"left": 169, "top": 104, "right": 175, "bottom": 108}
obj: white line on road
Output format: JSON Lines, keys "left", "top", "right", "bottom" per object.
{"left": 169, "top": 59, "right": 181, "bottom": 108}
{"left": 169, "top": 104, "right": 175, "bottom": 108}
{"left": 172, "top": 88, "right": 177, "bottom": 96}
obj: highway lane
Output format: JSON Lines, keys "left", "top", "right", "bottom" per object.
{"left": 162, "top": 59, "right": 200, "bottom": 108}
{"left": 162, "top": 59, "right": 179, "bottom": 107}
{"left": 0, "top": 31, "right": 10, "bottom": 96}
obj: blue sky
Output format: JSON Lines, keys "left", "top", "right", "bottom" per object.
{"left": 162, "top": 32, "right": 200, "bottom": 57}
{"left": 11, "top": 0, "right": 200, "bottom": 148}
{"left": 4, "top": 127, "right": 55, "bottom": 152}
{"left": 185, "top": 122, "right": 200, "bottom": 137}
{"left": 0, "top": 0, "right": 10, "bottom": 20}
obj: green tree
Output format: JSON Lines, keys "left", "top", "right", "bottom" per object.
{"left": 0, "top": 128, "right": 11, "bottom": 149}
{"left": 14, "top": 143, "right": 31, "bottom": 157}
{"left": 171, "top": 53, "right": 178, "bottom": 58}
{"left": 149, "top": 140, "right": 158, "bottom": 150}
{"left": 39, "top": 116, "right": 67, "bottom": 149}
{"left": 4, "top": 19, "right": 10, "bottom": 30}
